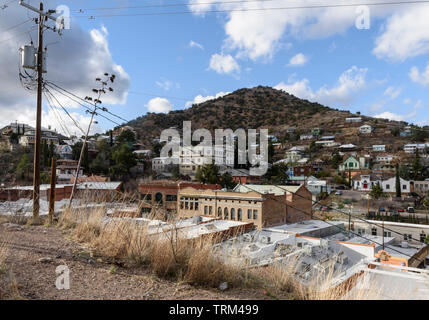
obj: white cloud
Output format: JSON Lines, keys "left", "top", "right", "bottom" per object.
{"left": 374, "top": 111, "right": 405, "bottom": 121}
{"left": 0, "top": 3, "right": 130, "bottom": 132}
{"left": 209, "top": 53, "right": 240, "bottom": 74}
{"left": 156, "top": 79, "right": 180, "bottom": 91}
{"left": 288, "top": 53, "right": 308, "bottom": 66}
{"left": 189, "top": 40, "right": 204, "bottom": 50}
{"left": 409, "top": 64, "right": 429, "bottom": 86}
{"left": 185, "top": 91, "right": 231, "bottom": 108}
{"left": 189, "top": 0, "right": 397, "bottom": 61}
{"left": 274, "top": 66, "right": 367, "bottom": 106}
{"left": 146, "top": 97, "right": 173, "bottom": 113}
{"left": 383, "top": 86, "right": 401, "bottom": 100}
{"left": 373, "top": 5, "right": 429, "bottom": 61}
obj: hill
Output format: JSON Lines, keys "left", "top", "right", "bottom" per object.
{"left": 127, "top": 86, "right": 414, "bottom": 152}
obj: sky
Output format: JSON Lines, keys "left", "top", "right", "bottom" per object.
{"left": 1, "top": 0, "right": 429, "bottom": 136}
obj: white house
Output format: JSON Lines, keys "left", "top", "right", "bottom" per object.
{"left": 346, "top": 117, "right": 362, "bottom": 123}
{"left": 56, "top": 145, "right": 73, "bottom": 160}
{"left": 300, "top": 134, "right": 314, "bottom": 140}
{"left": 359, "top": 124, "right": 373, "bottom": 134}
{"left": 353, "top": 174, "right": 380, "bottom": 192}
{"left": 381, "top": 177, "right": 411, "bottom": 194}
{"left": 375, "top": 155, "right": 394, "bottom": 163}
{"left": 404, "top": 144, "right": 428, "bottom": 154}
{"left": 372, "top": 145, "right": 385, "bottom": 152}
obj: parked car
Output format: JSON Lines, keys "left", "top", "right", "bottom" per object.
{"left": 379, "top": 207, "right": 386, "bottom": 212}
{"left": 321, "top": 206, "right": 328, "bottom": 211}
{"left": 397, "top": 208, "right": 405, "bottom": 213}
{"left": 335, "top": 190, "right": 343, "bottom": 195}
{"left": 336, "top": 185, "right": 346, "bottom": 190}
{"left": 407, "top": 207, "right": 415, "bottom": 213}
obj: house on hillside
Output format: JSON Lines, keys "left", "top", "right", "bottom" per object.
{"left": 300, "top": 134, "right": 314, "bottom": 140}
{"left": 404, "top": 144, "right": 428, "bottom": 154}
{"left": 400, "top": 126, "right": 412, "bottom": 137}
{"left": 372, "top": 145, "right": 386, "bottom": 152}
{"left": 338, "top": 155, "right": 369, "bottom": 172}
{"left": 346, "top": 117, "right": 362, "bottom": 123}
{"left": 381, "top": 177, "right": 411, "bottom": 194}
{"left": 56, "top": 145, "right": 73, "bottom": 160}
{"left": 339, "top": 144, "right": 357, "bottom": 152}
{"left": 359, "top": 124, "right": 373, "bottom": 134}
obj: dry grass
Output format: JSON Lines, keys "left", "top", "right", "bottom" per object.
{"left": 56, "top": 197, "right": 382, "bottom": 300}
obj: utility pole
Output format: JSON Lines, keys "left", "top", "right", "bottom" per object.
{"left": 32, "top": 2, "right": 44, "bottom": 221}
{"left": 19, "top": 1, "right": 61, "bottom": 220}
{"left": 48, "top": 157, "right": 56, "bottom": 224}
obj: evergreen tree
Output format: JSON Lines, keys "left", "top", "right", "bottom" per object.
{"left": 395, "top": 163, "right": 401, "bottom": 198}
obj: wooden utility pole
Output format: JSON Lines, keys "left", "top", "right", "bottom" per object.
{"left": 19, "top": 1, "right": 62, "bottom": 220}
{"left": 48, "top": 157, "right": 56, "bottom": 224}
{"left": 32, "top": 3, "right": 44, "bottom": 221}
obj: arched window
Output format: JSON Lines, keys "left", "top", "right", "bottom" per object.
{"left": 238, "top": 209, "right": 242, "bottom": 221}
{"left": 231, "top": 208, "right": 235, "bottom": 220}
{"left": 218, "top": 207, "right": 222, "bottom": 217}
{"left": 155, "top": 192, "right": 163, "bottom": 204}
{"left": 224, "top": 208, "right": 229, "bottom": 219}
{"left": 248, "top": 209, "right": 252, "bottom": 219}
{"left": 204, "top": 206, "right": 208, "bottom": 215}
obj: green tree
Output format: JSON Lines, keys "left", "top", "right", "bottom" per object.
{"left": 369, "top": 183, "right": 388, "bottom": 200}
{"left": 111, "top": 144, "right": 137, "bottom": 178}
{"left": 395, "top": 163, "right": 401, "bottom": 198}
{"left": 42, "top": 140, "right": 49, "bottom": 167}
{"left": 16, "top": 154, "right": 31, "bottom": 180}
{"left": 331, "top": 151, "right": 342, "bottom": 169}
{"left": 196, "top": 164, "right": 221, "bottom": 185}
{"left": 116, "top": 129, "right": 136, "bottom": 145}
{"left": 411, "top": 150, "right": 423, "bottom": 180}
{"left": 263, "top": 162, "right": 289, "bottom": 184}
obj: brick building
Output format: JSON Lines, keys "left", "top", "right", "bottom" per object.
{"left": 138, "top": 180, "right": 221, "bottom": 215}
{"left": 177, "top": 184, "right": 313, "bottom": 230}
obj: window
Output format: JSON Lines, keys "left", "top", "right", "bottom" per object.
{"left": 141, "top": 194, "right": 152, "bottom": 201}
{"left": 204, "top": 206, "right": 208, "bottom": 215}
{"left": 371, "top": 228, "right": 377, "bottom": 236}
{"left": 155, "top": 192, "right": 163, "bottom": 204}
{"left": 386, "top": 184, "right": 390, "bottom": 190}
{"left": 383, "top": 231, "right": 391, "bottom": 237}
{"left": 166, "top": 194, "right": 177, "bottom": 202}
{"left": 358, "top": 228, "right": 365, "bottom": 235}
{"left": 420, "top": 233, "right": 426, "bottom": 243}
{"left": 231, "top": 208, "right": 235, "bottom": 220}
{"left": 402, "top": 185, "right": 406, "bottom": 190}
{"left": 218, "top": 207, "right": 222, "bottom": 217}
{"left": 248, "top": 209, "right": 252, "bottom": 219}
{"left": 253, "top": 210, "right": 258, "bottom": 220}
{"left": 209, "top": 206, "right": 213, "bottom": 215}
{"left": 238, "top": 209, "right": 242, "bottom": 221}
{"left": 224, "top": 208, "right": 229, "bottom": 219}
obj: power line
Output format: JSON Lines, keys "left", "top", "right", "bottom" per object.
{"left": 0, "top": 18, "right": 33, "bottom": 34}
{"left": 0, "top": 25, "right": 36, "bottom": 45}
{"left": 45, "top": 84, "right": 123, "bottom": 127}
{"left": 73, "top": 0, "right": 284, "bottom": 11}
{"left": 45, "top": 81, "right": 128, "bottom": 124}
{"left": 44, "top": 87, "right": 86, "bottom": 135}
{"left": 72, "top": 0, "right": 429, "bottom": 18}
{"left": 0, "top": 0, "right": 17, "bottom": 10}
{"left": 43, "top": 90, "right": 72, "bottom": 137}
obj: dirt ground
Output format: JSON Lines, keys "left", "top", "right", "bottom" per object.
{"left": 0, "top": 223, "right": 276, "bottom": 300}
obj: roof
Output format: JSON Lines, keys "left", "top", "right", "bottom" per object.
{"left": 77, "top": 182, "right": 122, "bottom": 190}
{"left": 233, "top": 184, "right": 302, "bottom": 196}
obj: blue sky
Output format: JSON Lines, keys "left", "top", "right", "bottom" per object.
{"left": 2, "top": 0, "right": 429, "bottom": 134}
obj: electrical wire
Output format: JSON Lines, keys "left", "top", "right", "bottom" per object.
{"left": 44, "top": 87, "right": 86, "bottom": 135}
{"left": 45, "top": 81, "right": 128, "bottom": 124}
{"left": 43, "top": 90, "right": 72, "bottom": 137}
{"left": 72, "top": 0, "right": 429, "bottom": 18}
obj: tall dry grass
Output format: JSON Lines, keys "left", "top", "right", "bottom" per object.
{"left": 56, "top": 196, "right": 381, "bottom": 299}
